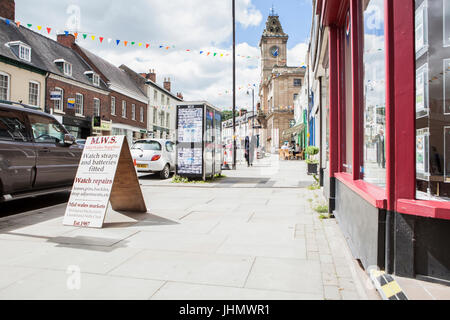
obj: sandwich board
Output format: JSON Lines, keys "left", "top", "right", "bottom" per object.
{"left": 63, "top": 135, "right": 147, "bottom": 228}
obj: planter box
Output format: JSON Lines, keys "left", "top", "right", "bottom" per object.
{"left": 307, "top": 163, "right": 318, "bottom": 175}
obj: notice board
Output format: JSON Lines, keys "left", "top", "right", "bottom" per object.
{"left": 176, "top": 105, "right": 204, "bottom": 176}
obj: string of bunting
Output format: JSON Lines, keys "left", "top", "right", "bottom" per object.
{"left": 218, "top": 84, "right": 257, "bottom": 96}
{"left": 3, "top": 18, "right": 259, "bottom": 61}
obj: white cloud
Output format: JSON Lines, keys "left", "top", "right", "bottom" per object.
{"left": 288, "top": 42, "right": 308, "bottom": 66}
{"left": 15, "top": 0, "right": 265, "bottom": 109}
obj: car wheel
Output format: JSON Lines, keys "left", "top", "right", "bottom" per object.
{"left": 159, "top": 164, "right": 170, "bottom": 179}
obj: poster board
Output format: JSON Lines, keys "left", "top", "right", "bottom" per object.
{"left": 176, "top": 105, "right": 204, "bottom": 176}
{"left": 63, "top": 136, "right": 147, "bottom": 228}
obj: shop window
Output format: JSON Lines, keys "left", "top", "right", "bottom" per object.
{"left": 361, "top": 0, "right": 386, "bottom": 187}
{"left": 445, "top": 0, "right": 450, "bottom": 47}
{"left": 415, "top": 0, "right": 450, "bottom": 199}
{"left": 416, "top": 63, "right": 429, "bottom": 117}
{"left": 343, "top": 9, "right": 353, "bottom": 174}
{"left": 415, "top": 1, "right": 428, "bottom": 58}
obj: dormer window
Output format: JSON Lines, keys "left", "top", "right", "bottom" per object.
{"left": 84, "top": 71, "right": 100, "bottom": 87}
{"left": 53, "top": 59, "right": 72, "bottom": 77}
{"left": 63, "top": 62, "right": 72, "bottom": 76}
{"left": 7, "top": 41, "right": 31, "bottom": 62}
{"left": 93, "top": 74, "right": 100, "bottom": 86}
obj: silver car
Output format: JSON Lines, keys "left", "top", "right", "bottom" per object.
{"left": 131, "top": 139, "right": 176, "bottom": 179}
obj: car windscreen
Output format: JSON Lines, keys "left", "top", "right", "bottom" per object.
{"left": 132, "top": 140, "right": 161, "bottom": 151}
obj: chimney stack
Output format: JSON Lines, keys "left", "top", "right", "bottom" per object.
{"left": 57, "top": 33, "right": 76, "bottom": 48}
{"left": 163, "top": 77, "right": 171, "bottom": 92}
{"left": 0, "top": 0, "right": 15, "bottom": 21}
{"left": 176, "top": 92, "right": 184, "bottom": 100}
{"left": 147, "top": 69, "right": 156, "bottom": 83}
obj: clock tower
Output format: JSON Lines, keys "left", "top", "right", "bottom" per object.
{"left": 259, "top": 8, "right": 288, "bottom": 84}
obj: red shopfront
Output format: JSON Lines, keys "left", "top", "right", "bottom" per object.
{"left": 320, "top": 0, "right": 450, "bottom": 284}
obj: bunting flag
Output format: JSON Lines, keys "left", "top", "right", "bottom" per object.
{"left": 4, "top": 19, "right": 259, "bottom": 62}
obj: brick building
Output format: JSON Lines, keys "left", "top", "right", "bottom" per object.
{"left": 60, "top": 35, "right": 149, "bottom": 144}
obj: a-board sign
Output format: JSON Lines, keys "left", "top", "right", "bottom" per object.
{"left": 63, "top": 136, "right": 147, "bottom": 228}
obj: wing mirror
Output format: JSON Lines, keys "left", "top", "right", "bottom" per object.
{"left": 64, "top": 134, "right": 76, "bottom": 146}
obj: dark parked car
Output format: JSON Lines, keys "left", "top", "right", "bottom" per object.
{"left": 0, "top": 103, "right": 83, "bottom": 202}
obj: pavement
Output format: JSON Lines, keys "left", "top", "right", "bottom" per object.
{"left": 0, "top": 155, "right": 380, "bottom": 300}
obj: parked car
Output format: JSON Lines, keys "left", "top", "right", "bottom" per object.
{"left": 76, "top": 139, "right": 86, "bottom": 146}
{"left": 0, "top": 103, "right": 83, "bottom": 202}
{"left": 131, "top": 139, "right": 175, "bottom": 179}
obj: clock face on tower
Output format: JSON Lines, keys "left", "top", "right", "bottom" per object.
{"left": 270, "top": 46, "right": 279, "bottom": 58}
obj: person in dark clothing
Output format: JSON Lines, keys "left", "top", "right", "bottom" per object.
{"left": 374, "top": 128, "right": 385, "bottom": 168}
{"left": 245, "top": 136, "right": 250, "bottom": 167}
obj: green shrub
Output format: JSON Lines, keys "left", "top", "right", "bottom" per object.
{"left": 305, "top": 146, "right": 319, "bottom": 156}
{"left": 314, "top": 204, "right": 329, "bottom": 214}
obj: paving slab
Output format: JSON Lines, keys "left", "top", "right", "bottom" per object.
{"left": 0, "top": 269, "right": 164, "bottom": 300}
{"left": 151, "top": 281, "right": 323, "bottom": 300}
{"left": 109, "top": 250, "right": 255, "bottom": 287}
{"left": 245, "top": 257, "right": 323, "bottom": 296}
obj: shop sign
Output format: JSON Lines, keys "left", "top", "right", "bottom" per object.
{"left": 67, "top": 98, "right": 75, "bottom": 109}
{"left": 63, "top": 136, "right": 147, "bottom": 228}
{"left": 50, "top": 91, "right": 62, "bottom": 100}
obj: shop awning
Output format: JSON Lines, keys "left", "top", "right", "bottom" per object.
{"left": 282, "top": 123, "right": 305, "bottom": 138}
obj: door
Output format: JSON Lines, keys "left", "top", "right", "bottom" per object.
{"left": 0, "top": 107, "right": 35, "bottom": 194}
{"left": 28, "top": 114, "right": 82, "bottom": 188}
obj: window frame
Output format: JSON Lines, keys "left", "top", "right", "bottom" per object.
{"left": 53, "top": 87, "right": 64, "bottom": 112}
{"left": 93, "top": 98, "right": 101, "bottom": 117}
{"left": 28, "top": 81, "right": 40, "bottom": 107}
{"left": 122, "top": 100, "right": 127, "bottom": 118}
{"left": 131, "top": 103, "right": 136, "bottom": 120}
{"left": 111, "top": 96, "right": 116, "bottom": 116}
{"left": 75, "top": 93, "right": 84, "bottom": 116}
{"left": 0, "top": 71, "right": 10, "bottom": 101}
{"left": 19, "top": 44, "right": 31, "bottom": 62}
{"left": 63, "top": 62, "right": 72, "bottom": 77}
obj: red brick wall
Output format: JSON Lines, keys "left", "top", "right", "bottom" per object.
{"left": 0, "top": 0, "right": 15, "bottom": 21}
{"left": 46, "top": 78, "right": 147, "bottom": 129}
{"left": 108, "top": 91, "right": 147, "bottom": 129}
{"left": 46, "top": 78, "right": 109, "bottom": 119}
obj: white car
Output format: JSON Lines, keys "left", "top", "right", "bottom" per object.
{"left": 131, "top": 139, "right": 176, "bottom": 179}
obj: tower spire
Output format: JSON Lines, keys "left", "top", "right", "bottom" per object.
{"left": 269, "top": 5, "right": 277, "bottom": 17}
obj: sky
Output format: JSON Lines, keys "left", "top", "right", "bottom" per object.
{"left": 15, "top": 0, "right": 312, "bottom": 110}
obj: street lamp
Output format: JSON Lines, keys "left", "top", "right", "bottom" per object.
{"left": 232, "top": 0, "right": 237, "bottom": 170}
